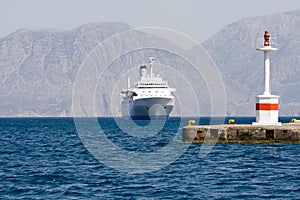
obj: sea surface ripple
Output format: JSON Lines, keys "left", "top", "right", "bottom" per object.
{"left": 0, "top": 117, "right": 299, "bottom": 199}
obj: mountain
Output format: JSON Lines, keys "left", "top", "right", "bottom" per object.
{"left": 0, "top": 22, "right": 131, "bottom": 116}
{"left": 0, "top": 22, "right": 217, "bottom": 117}
{"left": 1, "top": 10, "right": 300, "bottom": 117}
{"left": 202, "top": 9, "right": 300, "bottom": 116}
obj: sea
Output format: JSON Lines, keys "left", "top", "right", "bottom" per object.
{"left": 1, "top": 117, "right": 299, "bottom": 199}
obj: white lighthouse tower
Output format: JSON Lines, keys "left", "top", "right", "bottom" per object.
{"left": 253, "top": 30, "right": 281, "bottom": 126}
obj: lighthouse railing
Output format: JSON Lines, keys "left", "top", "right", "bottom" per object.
{"left": 256, "top": 37, "right": 278, "bottom": 49}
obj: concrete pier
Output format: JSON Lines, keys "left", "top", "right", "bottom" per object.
{"left": 182, "top": 122, "right": 300, "bottom": 144}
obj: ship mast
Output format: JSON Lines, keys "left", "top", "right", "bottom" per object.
{"left": 149, "top": 57, "right": 155, "bottom": 78}
{"left": 127, "top": 76, "right": 130, "bottom": 90}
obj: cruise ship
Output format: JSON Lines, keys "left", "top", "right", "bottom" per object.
{"left": 121, "top": 58, "right": 176, "bottom": 120}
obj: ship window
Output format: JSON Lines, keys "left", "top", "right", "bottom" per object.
{"left": 133, "top": 92, "right": 137, "bottom": 96}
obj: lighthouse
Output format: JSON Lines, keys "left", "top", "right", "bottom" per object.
{"left": 253, "top": 30, "right": 281, "bottom": 126}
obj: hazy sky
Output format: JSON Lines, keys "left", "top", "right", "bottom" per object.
{"left": 1, "top": 0, "right": 300, "bottom": 42}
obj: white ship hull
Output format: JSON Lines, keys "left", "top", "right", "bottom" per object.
{"left": 122, "top": 97, "right": 174, "bottom": 120}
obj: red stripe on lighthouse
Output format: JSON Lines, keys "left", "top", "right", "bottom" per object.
{"left": 256, "top": 103, "right": 278, "bottom": 110}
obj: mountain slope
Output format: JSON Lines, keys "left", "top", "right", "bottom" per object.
{"left": 0, "top": 22, "right": 131, "bottom": 116}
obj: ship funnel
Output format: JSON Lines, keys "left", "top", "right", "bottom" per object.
{"left": 127, "top": 76, "right": 130, "bottom": 89}
{"left": 139, "top": 65, "right": 147, "bottom": 79}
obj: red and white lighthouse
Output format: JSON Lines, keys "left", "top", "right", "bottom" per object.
{"left": 253, "top": 30, "right": 281, "bottom": 126}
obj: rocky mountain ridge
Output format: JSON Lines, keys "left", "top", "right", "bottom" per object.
{"left": 0, "top": 22, "right": 131, "bottom": 116}
{"left": 1, "top": 10, "right": 300, "bottom": 116}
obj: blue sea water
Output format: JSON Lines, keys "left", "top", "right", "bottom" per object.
{"left": 0, "top": 117, "right": 299, "bottom": 199}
